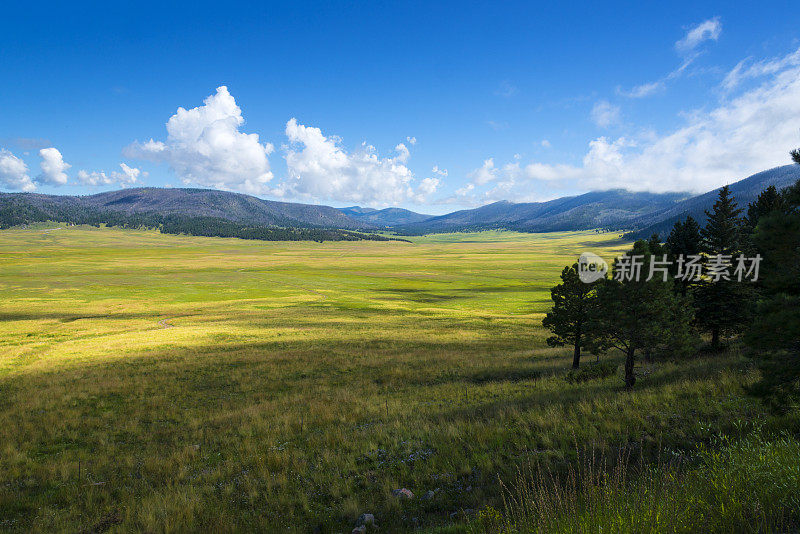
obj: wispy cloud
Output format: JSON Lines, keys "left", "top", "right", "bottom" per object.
{"left": 591, "top": 100, "right": 621, "bottom": 128}
{"left": 494, "top": 80, "right": 518, "bottom": 98}
{"left": 619, "top": 17, "right": 722, "bottom": 99}
{"left": 2, "top": 137, "right": 52, "bottom": 151}
{"left": 618, "top": 80, "right": 664, "bottom": 99}
{"left": 463, "top": 47, "right": 800, "bottom": 201}
{"left": 486, "top": 120, "right": 509, "bottom": 131}
{"left": 675, "top": 17, "right": 722, "bottom": 55}
{"left": 721, "top": 47, "right": 800, "bottom": 92}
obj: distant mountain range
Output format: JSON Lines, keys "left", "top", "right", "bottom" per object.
{"left": 2, "top": 165, "right": 799, "bottom": 238}
{"left": 391, "top": 190, "right": 690, "bottom": 235}
{"left": 623, "top": 165, "right": 800, "bottom": 239}
{"left": 338, "top": 206, "right": 433, "bottom": 226}
{"left": 390, "top": 165, "right": 800, "bottom": 236}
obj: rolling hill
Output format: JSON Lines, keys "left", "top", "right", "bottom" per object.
{"left": 0, "top": 188, "right": 373, "bottom": 230}
{"left": 338, "top": 206, "right": 433, "bottom": 226}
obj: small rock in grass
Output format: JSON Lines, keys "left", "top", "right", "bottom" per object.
{"left": 391, "top": 488, "right": 414, "bottom": 499}
{"left": 357, "top": 513, "right": 375, "bottom": 526}
{"left": 352, "top": 526, "right": 367, "bottom": 534}
{"left": 422, "top": 490, "right": 436, "bottom": 500}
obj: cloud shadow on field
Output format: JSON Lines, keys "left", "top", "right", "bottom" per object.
{"left": 373, "top": 290, "right": 464, "bottom": 303}
{"left": 372, "top": 284, "right": 542, "bottom": 304}
{"left": 0, "top": 311, "right": 160, "bottom": 322}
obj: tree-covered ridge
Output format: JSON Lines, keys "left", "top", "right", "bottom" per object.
{"left": 0, "top": 195, "right": 409, "bottom": 243}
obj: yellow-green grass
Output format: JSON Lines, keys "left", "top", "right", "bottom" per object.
{"left": 0, "top": 226, "right": 787, "bottom": 532}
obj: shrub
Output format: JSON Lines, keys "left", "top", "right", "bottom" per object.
{"left": 565, "top": 360, "right": 617, "bottom": 383}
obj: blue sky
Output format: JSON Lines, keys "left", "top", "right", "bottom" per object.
{"left": 1, "top": 1, "right": 799, "bottom": 213}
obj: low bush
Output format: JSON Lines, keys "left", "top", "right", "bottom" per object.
{"left": 565, "top": 359, "right": 617, "bottom": 383}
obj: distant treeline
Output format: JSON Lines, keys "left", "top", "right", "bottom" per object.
{"left": 159, "top": 215, "right": 409, "bottom": 242}
{"left": 0, "top": 196, "right": 409, "bottom": 243}
{"left": 395, "top": 224, "right": 622, "bottom": 236}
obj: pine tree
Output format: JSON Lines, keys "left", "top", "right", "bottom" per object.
{"left": 746, "top": 153, "right": 800, "bottom": 411}
{"left": 693, "top": 186, "right": 751, "bottom": 350}
{"left": 542, "top": 264, "right": 599, "bottom": 369}
{"left": 589, "top": 240, "right": 697, "bottom": 388}
{"left": 700, "top": 185, "right": 743, "bottom": 255}
{"left": 665, "top": 216, "right": 702, "bottom": 296}
{"left": 647, "top": 233, "right": 665, "bottom": 256}
{"left": 745, "top": 185, "right": 784, "bottom": 230}
{"left": 743, "top": 185, "right": 785, "bottom": 256}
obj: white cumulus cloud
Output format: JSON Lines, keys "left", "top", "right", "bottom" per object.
{"left": 468, "top": 158, "right": 498, "bottom": 185}
{"left": 0, "top": 149, "right": 35, "bottom": 191}
{"left": 77, "top": 163, "right": 144, "bottom": 187}
{"left": 125, "top": 86, "right": 274, "bottom": 195}
{"left": 282, "top": 118, "right": 434, "bottom": 205}
{"left": 37, "top": 147, "right": 70, "bottom": 186}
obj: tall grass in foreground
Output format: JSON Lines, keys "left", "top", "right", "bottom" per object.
{"left": 486, "top": 433, "right": 800, "bottom": 533}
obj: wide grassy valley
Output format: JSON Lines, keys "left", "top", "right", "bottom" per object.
{"left": 0, "top": 226, "right": 796, "bottom": 532}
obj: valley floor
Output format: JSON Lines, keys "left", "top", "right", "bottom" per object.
{"left": 0, "top": 226, "right": 795, "bottom": 532}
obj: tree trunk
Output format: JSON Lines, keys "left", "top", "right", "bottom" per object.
{"left": 711, "top": 328, "right": 720, "bottom": 350}
{"left": 572, "top": 332, "right": 581, "bottom": 369}
{"left": 624, "top": 346, "right": 636, "bottom": 389}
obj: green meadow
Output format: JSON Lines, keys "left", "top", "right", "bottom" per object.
{"left": 0, "top": 226, "right": 794, "bottom": 532}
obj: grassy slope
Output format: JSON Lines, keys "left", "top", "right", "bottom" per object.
{"left": 0, "top": 226, "right": 793, "bottom": 532}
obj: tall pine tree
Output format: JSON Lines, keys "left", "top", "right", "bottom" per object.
{"left": 747, "top": 151, "right": 800, "bottom": 411}
{"left": 700, "top": 185, "right": 743, "bottom": 255}
{"left": 665, "top": 216, "right": 702, "bottom": 296}
{"left": 542, "top": 264, "right": 599, "bottom": 369}
{"left": 745, "top": 185, "right": 785, "bottom": 230}
{"left": 694, "top": 186, "right": 751, "bottom": 350}
{"left": 743, "top": 185, "right": 785, "bottom": 255}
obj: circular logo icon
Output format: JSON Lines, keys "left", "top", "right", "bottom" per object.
{"left": 578, "top": 252, "right": 608, "bottom": 283}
